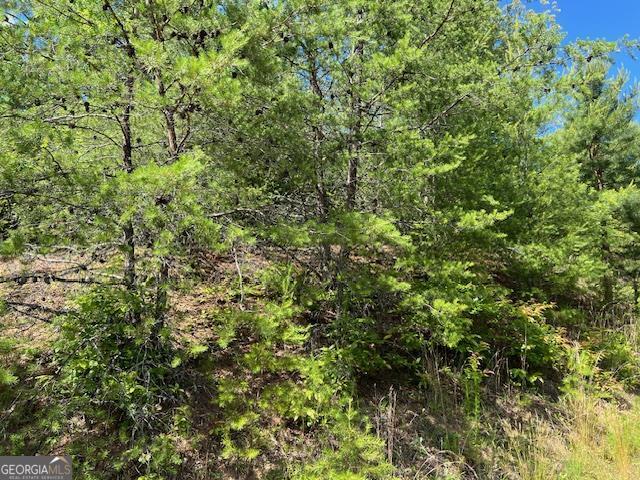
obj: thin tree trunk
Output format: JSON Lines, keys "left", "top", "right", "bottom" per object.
{"left": 345, "top": 130, "right": 360, "bottom": 211}
{"left": 633, "top": 274, "right": 639, "bottom": 313}
{"left": 345, "top": 41, "right": 364, "bottom": 212}
{"left": 138, "top": 16, "right": 179, "bottom": 326}
{"left": 153, "top": 70, "right": 179, "bottom": 324}
{"left": 589, "top": 139, "right": 615, "bottom": 315}
{"left": 336, "top": 38, "right": 364, "bottom": 315}
{"left": 122, "top": 73, "right": 139, "bottom": 323}
{"left": 307, "top": 50, "right": 332, "bottom": 276}
{"left": 594, "top": 165, "right": 614, "bottom": 315}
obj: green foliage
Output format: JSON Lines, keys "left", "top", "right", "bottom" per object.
{"left": 586, "top": 330, "right": 640, "bottom": 389}
{"left": 47, "top": 287, "right": 193, "bottom": 478}
{"left": 0, "top": 338, "right": 17, "bottom": 387}
{"left": 1, "top": 0, "right": 640, "bottom": 478}
{"left": 291, "top": 407, "right": 396, "bottom": 480}
{"left": 211, "top": 265, "right": 354, "bottom": 466}
{"left": 55, "top": 289, "right": 171, "bottom": 421}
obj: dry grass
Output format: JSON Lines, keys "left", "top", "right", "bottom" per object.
{"left": 513, "top": 391, "right": 640, "bottom": 480}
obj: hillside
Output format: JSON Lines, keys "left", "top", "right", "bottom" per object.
{"left": 1, "top": 1, "right": 640, "bottom": 479}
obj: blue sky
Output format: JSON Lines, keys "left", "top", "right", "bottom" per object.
{"left": 546, "top": 0, "right": 640, "bottom": 83}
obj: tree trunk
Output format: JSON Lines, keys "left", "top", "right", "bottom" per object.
{"left": 336, "top": 38, "right": 364, "bottom": 315}
{"left": 345, "top": 40, "right": 364, "bottom": 212}
{"left": 122, "top": 73, "right": 139, "bottom": 323}
{"left": 595, "top": 172, "right": 614, "bottom": 317}
{"left": 153, "top": 70, "right": 180, "bottom": 325}
{"left": 306, "top": 50, "right": 332, "bottom": 276}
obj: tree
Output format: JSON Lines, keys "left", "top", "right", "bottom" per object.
{"left": 0, "top": 0, "right": 280, "bottom": 327}
{"left": 553, "top": 42, "right": 640, "bottom": 312}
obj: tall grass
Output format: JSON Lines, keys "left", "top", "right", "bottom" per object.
{"left": 516, "top": 391, "right": 640, "bottom": 480}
